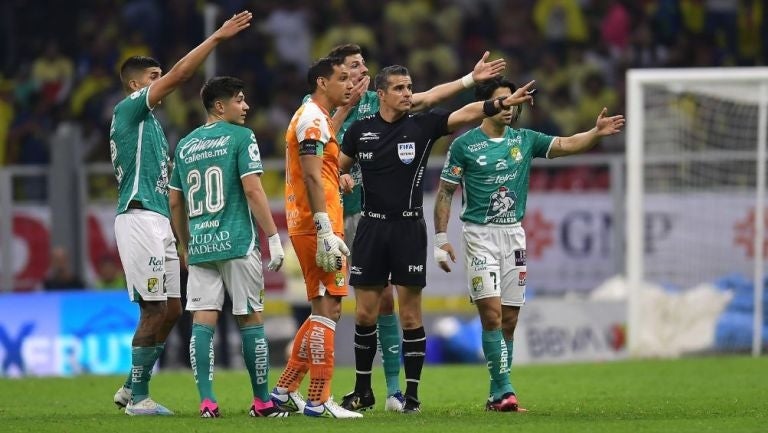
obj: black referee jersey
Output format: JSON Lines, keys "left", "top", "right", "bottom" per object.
{"left": 341, "top": 109, "right": 451, "bottom": 216}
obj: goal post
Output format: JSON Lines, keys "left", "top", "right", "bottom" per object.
{"left": 626, "top": 68, "right": 768, "bottom": 357}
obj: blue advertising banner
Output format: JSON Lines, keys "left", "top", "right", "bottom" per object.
{"left": 0, "top": 291, "right": 138, "bottom": 377}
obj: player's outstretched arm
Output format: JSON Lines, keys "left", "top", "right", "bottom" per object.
{"left": 410, "top": 51, "right": 506, "bottom": 112}
{"left": 446, "top": 80, "right": 535, "bottom": 132}
{"left": 433, "top": 180, "right": 458, "bottom": 273}
{"left": 148, "top": 11, "right": 252, "bottom": 107}
{"left": 169, "top": 188, "right": 190, "bottom": 269}
{"left": 547, "top": 107, "right": 625, "bottom": 158}
{"left": 242, "top": 173, "right": 284, "bottom": 271}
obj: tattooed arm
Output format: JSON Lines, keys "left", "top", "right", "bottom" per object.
{"left": 433, "top": 180, "right": 458, "bottom": 272}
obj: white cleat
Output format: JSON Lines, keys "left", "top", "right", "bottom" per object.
{"left": 385, "top": 391, "right": 405, "bottom": 412}
{"left": 125, "top": 397, "right": 174, "bottom": 416}
{"left": 113, "top": 386, "right": 131, "bottom": 409}
{"left": 303, "top": 397, "right": 364, "bottom": 418}
{"left": 270, "top": 387, "right": 307, "bottom": 413}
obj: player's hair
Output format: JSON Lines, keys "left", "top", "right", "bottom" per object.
{"left": 307, "top": 56, "right": 345, "bottom": 93}
{"left": 119, "top": 56, "right": 161, "bottom": 91}
{"left": 327, "top": 43, "right": 362, "bottom": 60}
{"left": 374, "top": 65, "right": 409, "bottom": 91}
{"left": 200, "top": 76, "right": 246, "bottom": 112}
{"left": 475, "top": 77, "right": 517, "bottom": 101}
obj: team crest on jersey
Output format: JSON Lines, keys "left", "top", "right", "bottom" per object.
{"left": 397, "top": 142, "right": 416, "bottom": 164}
{"left": 147, "top": 277, "right": 159, "bottom": 293}
{"left": 450, "top": 165, "right": 463, "bottom": 176}
{"left": 510, "top": 146, "right": 523, "bottom": 162}
{"left": 471, "top": 276, "right": 484, "bottom": 291}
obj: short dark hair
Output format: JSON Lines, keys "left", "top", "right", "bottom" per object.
{"left": 119, "top": 56, "right": 161, "bottom": 89}
{"left": 200, "top": 76, "right": 246, "bottom": 112}
{"left": 327, "top": 44, "right": 362, "bottom": 59}
{"left": 307, "top": 56, "right": 345, "bottom": 93}
{"left": 475, "top": 77, "right": 517, "bottom": 101}
{"left": 374, "top": 65, "right": 409, "bottom": 91}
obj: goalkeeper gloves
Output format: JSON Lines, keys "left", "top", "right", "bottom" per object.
{"left": 266, "top": 233, "right": 285, "bottom": 271}
{"left": 314, "top": 212, "right": 350, "bottom": 272}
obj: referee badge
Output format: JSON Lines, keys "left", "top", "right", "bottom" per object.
{"left": 397, "top": 142, "right": 416, "bottom": 164}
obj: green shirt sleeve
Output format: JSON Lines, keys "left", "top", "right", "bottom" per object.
{"left": 440, "top": 137, "right": 466, "bottom": 184}
{"left": 116, "top": 86, "right": 151, "bottom": 125}
{"left": 238, "top": 129, "right": 263, "bottom": 178}
{"left": 526, "top": 128, "right": 556, "bottom": 159}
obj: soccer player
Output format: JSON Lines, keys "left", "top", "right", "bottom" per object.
{"left": 327, "top": 44, "right": 506, "bottom": 413}
{"left": 269, "top": 56, "right": 362, "bottom": 419}
{"left": 109, "top": 11, "right": 252, "bottom": 416}
{"left": 340, "top": 65, "right": 535, "bottom": 413}
{"left": 433, "top": 77, "right": 625, "bottom": 411}
{"left": 168, "top": 76, "right": 288, "bottom": 418}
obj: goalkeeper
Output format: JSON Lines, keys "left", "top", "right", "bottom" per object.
{"left": 433, "top": 77, "right": 624, "bottom": 412}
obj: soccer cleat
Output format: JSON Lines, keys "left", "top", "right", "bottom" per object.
{"left": 125, "top": 397, "right": 174, "bottom": 416}
{"left": 199, "top": 399, "right": 220, "bottom": 418}
{"left": 485, "top": 393, "right": 527, "bottom": 412}
{"left": 340, "top": 389, "right": 376, "bottom": 412}
{"left": 384, "top": 391, "right": 405, "bottom": 412}
{"left": 303, "top": 397, "right": 364, "bottom": 418}
{"left": 113, "top": 386, "right": 132, "bottom": 409}
{"left": 249, "top": 397, "right": 291, "bottom": 418}
{"left": 402, "top": 395, "right": 421, "bottom": 414}
{"left": 270, "top": 387, "right": 306, "bottom": 413}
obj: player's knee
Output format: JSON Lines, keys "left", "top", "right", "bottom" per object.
{"left": 502, "top": 315, "right": 519, "bottom": 335}
{"left": 398, "top": 308, "right": 422, "bottom": 329}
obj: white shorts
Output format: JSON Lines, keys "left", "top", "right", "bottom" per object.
{"left": 186, "top": 250, "right": 265, "bottom": 315}
{"left": 462, "top": 222, "right": 527, "bottom": 307}
{"left": 115, "top": 210, "right": 180, "bottom": 302}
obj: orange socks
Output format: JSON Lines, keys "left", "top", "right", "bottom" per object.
{"left": 276, "top": 318, "right": 311, "bottom": 391}
{"left": 306, "top": 315, "right": 336, "bottom": 403}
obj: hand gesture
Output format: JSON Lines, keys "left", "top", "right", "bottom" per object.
{"left": 213, "top": 10, "right": 253, "bottom": 40}
{"left": 340, "top": 173, "right": 355, "bottom": 194}
{"left": 472, "top": 51, "right": 506, "bottom": 83}
{"left": 499, "top": 80, "right": 536, "bottom": 108}
{"left": 267, "top": 233, "right": 285, "bottom": 272}
{"left": 346, "top": 75, "right": 370, "bottom": 107}
{"left": 594, "top": 107, "right": 625, "bottom": 136}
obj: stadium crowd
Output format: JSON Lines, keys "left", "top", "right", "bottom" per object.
{"left": 1, "top": 0, "right": 764, "bottom": 196}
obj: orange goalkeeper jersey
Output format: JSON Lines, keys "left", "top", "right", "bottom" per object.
{"left": 285, "top": 98, "right": 344, "bottom": 236}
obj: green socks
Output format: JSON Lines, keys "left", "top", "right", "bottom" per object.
{"left": 190, "top": 323, "right": 217, "bottom": 402}
{"left": 377, "top": 314, "right": 401, "bottom": 396}
{"left": 506, "top": 338, "right": 516, "bottom": 395}
{"left": 130, "top": 346, "right": 159, "bottom": 403}
{"left": 482, "top": 329, "right": 513, "bottom": 400}
{"left": 241, "top": 324, "right": 270, "bottom": 401}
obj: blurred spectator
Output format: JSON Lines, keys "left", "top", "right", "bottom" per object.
{"left": 43, "top": 246, "right": 85, "bottom": 290}
{"left": 260, "top": 0, "right": 312, "bottom": 71}
{"left": 0, "top": 77, "right": 14, "bottom": 166}
{"left": 93, "top": 255, "right": 126, "bottom": 290}
{"left": 31, "top": 41, "right": 74, "bottom": 105}
{"left": 533, "top": 0, "right": 589, "bottom": 55}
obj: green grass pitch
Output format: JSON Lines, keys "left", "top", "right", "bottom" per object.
{"left": 1, "top": 356, "right": 766, "bottom": 433}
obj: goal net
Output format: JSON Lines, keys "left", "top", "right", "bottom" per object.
{"left": 626, "top": 68, "right": 768, "bottom": 357}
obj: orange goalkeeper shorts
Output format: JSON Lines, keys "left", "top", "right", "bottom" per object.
{"left": 289, "top": 234, "right": 349, "bottom": 300}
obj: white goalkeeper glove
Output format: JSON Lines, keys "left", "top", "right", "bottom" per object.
{"left": 314, "top": 212, "right": 350, "bottom": 272}
{"left": 266, "top": 233, "right": 285, "bottom": 271}
{"left": 434, "top": 232, "right": 455, "bottom": 273}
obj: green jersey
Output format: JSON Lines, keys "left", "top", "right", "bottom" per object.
{"left": 109, "top": 86, "right": 171, "bottom": 217}
{"left": 440, "top": 126, "right": 554, "bottom": 225}
{"left": 169, "top": 121, "right": 264, "bottom": 265}
{"left": 303, "top": 90, "right": 379, "bottom": 216}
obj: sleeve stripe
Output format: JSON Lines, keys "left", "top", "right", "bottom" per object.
{"left": 240, "top": 169, "right": 264, "bottom": 178}
{"left": 544, "top": 136, "right": 557, "bottom": 159}
{"left": 439, "top": 176, "right": 460, "bottom": 184}
{"left": 168, "top": 185, "right": 182, "bottom": 191}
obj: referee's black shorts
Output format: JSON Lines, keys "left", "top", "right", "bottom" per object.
{"left": 349, "top": 214, "right": 427, "bottom": 288}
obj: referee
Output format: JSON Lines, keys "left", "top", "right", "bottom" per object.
{"left": 339, "top": 65, "right": 534, "bottom": 413}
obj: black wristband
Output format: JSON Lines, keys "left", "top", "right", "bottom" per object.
{"left": 496, "top": 96, "right": 512, "bottom": 110}
{"left": 483, "top": 99, "right": 501, "bottom": 117}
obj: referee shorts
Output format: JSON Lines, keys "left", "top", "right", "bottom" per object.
{"left": 350, "top": 216, "right": 427, "bottom": 288}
